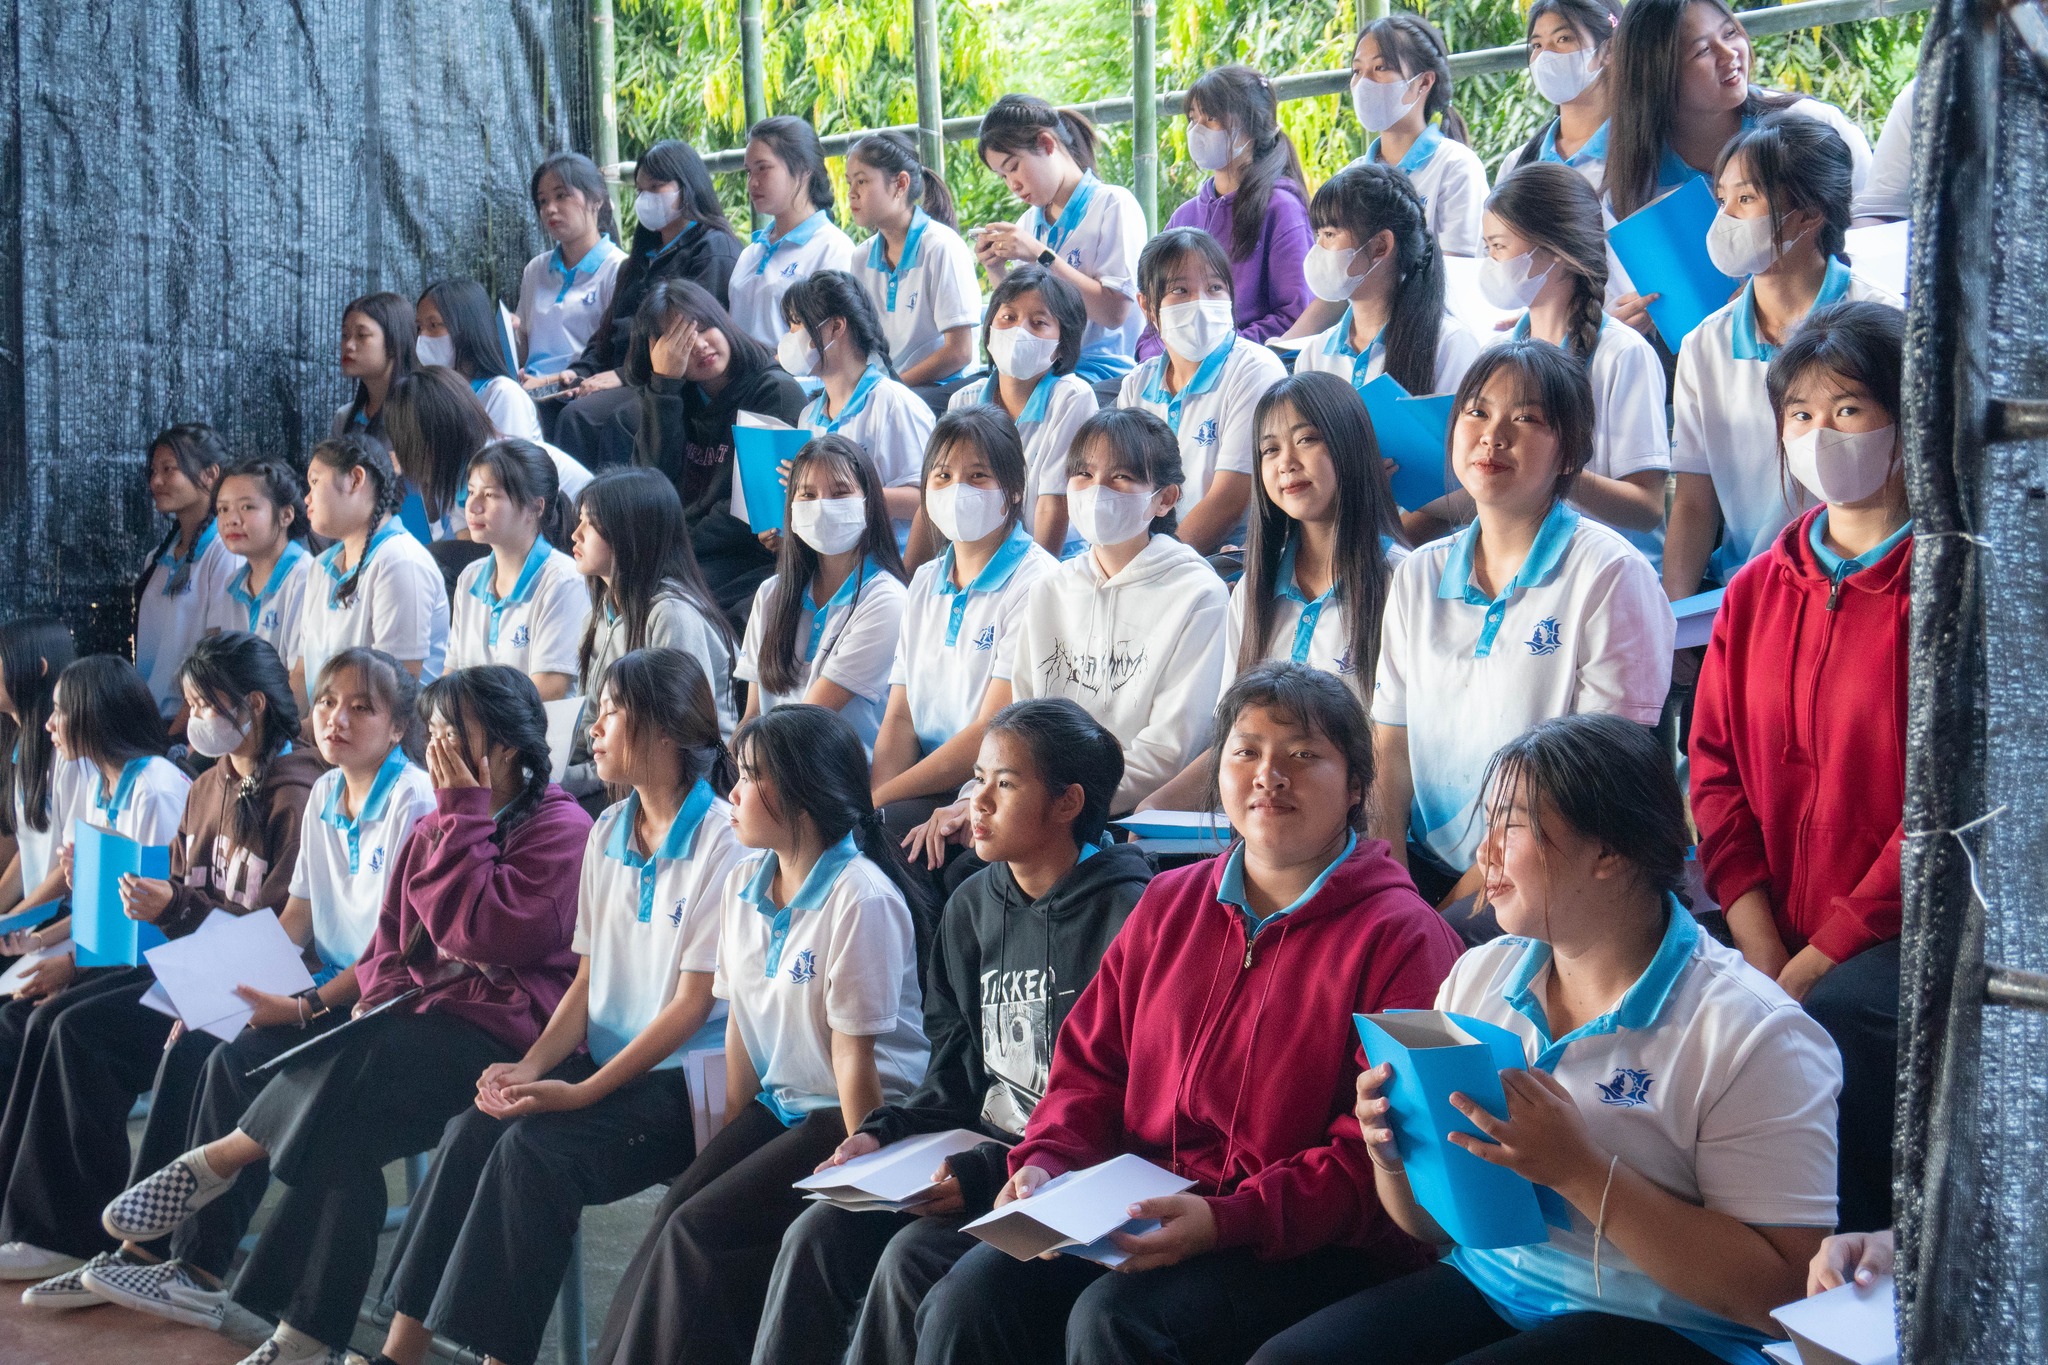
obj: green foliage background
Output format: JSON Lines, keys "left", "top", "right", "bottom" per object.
{"left": 614, "top": 0, "right": 1924, "bottom": 235}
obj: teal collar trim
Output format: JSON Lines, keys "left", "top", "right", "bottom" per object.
{"left": 802, "top": 557, "right": 880, "bottom": 660}
{"left": 1731, "top": 258, "right": 1852, "bottom": 362}
{"left": 1541, "top": 119, "right": 1608, "bottom": 167}
{"left": 1275, "top": 536, "right": 1340, "bottom": 664}
{"left": 1037, "top": 173, "right": 1100, "bottom": 253}
{"left": 751, "top": 210, "right": 829, "bottom": 274}
{"left": 1437, "top": 502, "right": 1580, "bottom": 656}
{"left": 807, "top": 363, "right": 886, "bottom": 434}
{"left": 227, "top": 540, "right": 310, "bottom": 631}
{"left": 466, "top": 537, "right": 555, "bottom": 646}
{"left": 604, "top": 781, "right": 717, "bottom": 923}
{"left": 739, "top": 832, "right": 862, "bottom": 977}
{"left": 1501, "top": 896, "right": 1700, "bottom": 1072}
{"left": 92, "top": 756, "right": 155, "bottom": 824}
{"left": 932, "top": 525, "right": 1035, "bottom": 646}
{"left": 316, "top": 521, "right": 406, "bottom": 608}
{"left": 867, "top": 209, "right": 930, "bottom": 310}
{"left": 1368, "top": 123, "right": 1444, "bottom": 176}
{"left": 1810, "top": 511, "right": 1913, "bottom": 581}
{"left": 1137, "top": 337, "right": 1235, "bottom": 434}
{"left": 320, "top": 745, "right": 412, "bottom": 873}
{"left": 1216, "top": 830, "right": 1356, "bottom": 940}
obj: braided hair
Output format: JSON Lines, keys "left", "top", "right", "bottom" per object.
{"left": 177, "top": 632, "right": 301, "bottom": 850}
{"left": 308, "top": 434, "right": 406, "bottom": 607}
{"left": 1309, "top": 162, "right": 1446, "bottom": 397}
{"left": 1487, "top": 162, "right": 1610, "bottom": 363}
{"left": 421, "top": 665, "right": 555, "bottom": 835}
{"left": 977, "top": 93, "right": 1102, "bottom": 174}
{"left": 781, "top": 270, "right": 900, "bottom": 379}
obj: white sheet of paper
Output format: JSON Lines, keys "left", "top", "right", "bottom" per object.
{"left": 963, "top": 1154, "right": 1194, "bottom": 1261}
{"left": 1440, "top": 255, "right": 1524, "bottom": 344}
{"left": 0, "top": 942, "right": 70, "bottom": 996}
{"left": 143, "top": 909, "right": 316, "bottom": 1041}
{"left": 1846, "top": 222, "right": 1909, "bottom": 303}
{"left": 1769, "top": 1275, "right": 1898, "bottom": 1365}
{"left": 139, "top": 981, "right": 178, "bottom": 1017}
{"left": 795, "top": 1129, "right": 992, "bottom": 1204}
{"left": 544, "top": 697, "right": 583, "bottom": 783}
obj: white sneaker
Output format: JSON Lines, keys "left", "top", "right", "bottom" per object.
{"left": 102, "top": 1146, "right": 233, "bottom": 1242}
{"left": 19, "top": 1250, "right": 126, "bottom": 1309}
{"left": 0, "top": 1240, "right": 85, "bottom": 1281}
{"left": 233, "top": 1324, "right": 349, "bottom": 1365}
{"left": 82, "top": 1254, "right": 229, "bottom": 1329}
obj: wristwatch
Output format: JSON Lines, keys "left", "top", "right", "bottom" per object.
{"left": 1036, "top": 246, "right": 1057, "bottom": 267}
{"left": 295, "top": 988, "right": 332, "bottom": 1027}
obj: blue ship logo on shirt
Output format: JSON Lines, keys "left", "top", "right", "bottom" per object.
{"left": 902, "top": 290, "right": 919, "bottom": 311}
{"left": 1066, "top": 249, "right": 1083, "bottom": 268}
{"left": 669, "top": 898, "right": 687, "bottom": 928}
{"left": 781, "top": 261, "right": 800, "bottom": 278}
{"left": 974, "top": 625, "right": 996, "bottom": 651}
{"left": 1526, "top": 618, "right": 1562, "bottom": 656}
{"left": 368, "top": 846, "right": 385, "bottom": 874}
{"left": 1336, "top": 649, "right": 1355, "bottom": 676}
{"left": 1193, "top": 418, "right": 1218, "bottom": 446}
{"left": 788, "top": 949, "right": 817, "bottom": 984}
{"left": 511, "top": 625, "right": 531, "bottom": 648}
{"left": 260, "top": 610, "right": 279, "bottom": 631}
{"left": 1595, "top": 1067, "right": 1655, "bottom": 1108}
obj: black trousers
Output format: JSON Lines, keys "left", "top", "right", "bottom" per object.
{"left": 229, "top": 1011, "right": 512, "bottom": 1349}
{"left": 379, "top": 1058, "right": 696, "bottom": 1365}
{"left": 1248, "top": 1261, "right": 1725, "bottom": 1365}
{"left": 553, "top": 385, "right": 642, "bottom": 468}
{"left": 1803, "top": 938, "right": 1901, "bottom": 1233}
{"left": 754, "top": 1200, "right": 976, "bottom": 1365}
{"left": 0, "top": 965, "right": 171, "bottom": 1256}
{"left": 0, "top": 966, "right": 121, "bottom": 1171}
{"left": 913, "top": 1239, "right": 1389, "bottom": 1365}
{"left": 593, "top": 1099, "right": 847, "bottom": 1365}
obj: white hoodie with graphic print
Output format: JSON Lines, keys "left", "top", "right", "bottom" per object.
{"left": 995, "top": 533, "right": 1229, "bottom": 814}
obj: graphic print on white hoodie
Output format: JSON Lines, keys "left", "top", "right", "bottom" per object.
{"left": 996, "top": 533, "right": 1229, "bottom": 813}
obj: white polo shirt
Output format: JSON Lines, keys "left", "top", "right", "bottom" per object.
{"left": 1015, "top": 174, "right": 1148, "bottom": 380}
{"left": 473, "top": 375, "right": 544, "bottom": 444}
{"left": 16, "top": 755, "right": 92, "bottom": 895}
{"left": 887, "top": 526, "right": 1059, "bottom": 754}
{"left": 736, "top": 564, "right": 907, "bottom": 751}
{"left": 517, "top": 238, "right": 628, "bottom": 376}
{"left": 1442, "top": 906, "right": 1840, "bottom": 1365}
{"left": 714, "top": 836, "right": 929, "bottom": 1119}
{"left": 729, "top": 211, "right": 860, "bottom": 351}
{"left": 1373, "top": 504, "right": 1673, "bottom": 871}
{"left": 949, "top": 370, "right": 1102, "bottom": 505}
{"left": 1117, "top": 337, "right": 1287, "bottom": 513}
{"left": 447, "top": 538, "right": 590, "bottom": 682}
{"left": 289, "top": 748, "right": 434, "bottom": 970}
{"left": 136, "top": 524, "right": 245, "bottom": 719}
{"left": 1496, "top": 118, "right": 1609, "bottom": 200}
{"left": 576, "top": 784, "right": 744, "bottom": 1068}
{"left": 74, "top": 755, "right": 191, "bottom": 849}
{"left": 1224, "top": 539, "right": 1409, "bottom": 700}
{"left": 799, "top": 364, "right": 934, "bottom": 492}
{"left": 1294, "top": 307, "right": 1482, "bottom": 398}
{"left": 1350, "top": 127, "right": 1490, "bottom": 257}
{"left": 212, "top": 543, "right": 313, "bottom": 661}
{"left": 1672, "top": 261, "right": 1899, "bottom": 584}
{"left": 854, "top": 211, "right": 984, "bottom": 378}
{"left": 298, "top": 521, "right": 451, "bottom": 689}
{"left": 1855, "top": 79, "right": 1915, "bottom": 223}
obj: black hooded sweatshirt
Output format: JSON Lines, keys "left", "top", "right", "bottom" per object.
{"left": 857, "top": 842, "right": 1152, "bottom": 1215}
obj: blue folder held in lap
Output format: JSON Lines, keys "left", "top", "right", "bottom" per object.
{"left": 732, "top": 422, "right": 812, "bottom": 534}
{"left": 1358, "top": 375, "right": 1454, "bottom": 509}
{"left": 71, "top": 821, "right": 171, "bottom": 968}
{"left": 1607, "top": 176, "right": 1742, "bottom": 348}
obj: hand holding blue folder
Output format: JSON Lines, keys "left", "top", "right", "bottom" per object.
{"left": 71, "top": 820, "right": 171, "bottom": 968}
{"left": 732, "top": 419, "right": 812, "bottom": 534}
{"left": 1608, "top": 176, "right": 1742, "bottom": 347}
{"left": 1358, "top": 375, "right": 1454, "bottom": 509}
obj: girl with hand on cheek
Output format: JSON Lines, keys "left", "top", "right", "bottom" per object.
{"left": 444, "top": 440, "right": 590, "bottom": 701}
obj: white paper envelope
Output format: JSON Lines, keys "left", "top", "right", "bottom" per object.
{"left": 963, "top": 1153, "right": 1193, "bottom": 1261}
{"left": 795, "top": 1129, "right": 993, "bottom": 1207}
{"left": 1768, "top": 1275, "right": 1898, "bottom": 1365}
{"left": 544, "top": 697, "right": 583, "bottom": 783}
{"left": 144, "top": 909, "right": 316, "bottom": 1041}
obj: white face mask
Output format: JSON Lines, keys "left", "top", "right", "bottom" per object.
{"left": 1706, "top": 209, "right": 1806, "bottom": 279}
{"left": 1067, "top": 483, "right": 1158, "bottom": 548}
{"left": 415, "top": 334, "right": 456, "bottom": 369}
{"left": 1784, "top": 424, "right": 1899, "bottom": 506}
{"left": 987, "top": 324, "right": 1059, "bottom": 381}
{"left": 187, "top": 709, "right": 250, "bottom": 760}
{"left": 1529, "top": 46, "right": 1604, "bottom": 106}
{"left": 788, "top": 496, "right": 868, "bottom": 555}
{"left": 1302, "top": 243, "right": 1382, "bottom": 303}
{"left": 1478, "top": 249, "right": 1556, "bottom": 311}
{"left": 1158, "top": 298, "right": 1236, "bottom": 361}
{"left": 777, "top": 326, "right": 822, "bottom": 378}
{"left": 926, "top": 483, "right": 1012, "bottom": 544}
{"left": 1350, "top": 74, "right": 1423, "bottom": 133}
{"left": 1186, "top": 121, "right": 1247, "bottom": 172}
{"left": 634, "top": 187, "right": 682, "bottom": 233}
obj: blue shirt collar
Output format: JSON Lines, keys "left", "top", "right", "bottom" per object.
{"left": 739, "top": 831, "right": 862, "bottom": 976}
{"left": 1368, "top": 123, "right": 1444, "bottom": 176}
{"left": 808, "top": 363, "right": 886, "bottom": 433}
{"left": 320, "top": 745, "right": 412, "bottom": 873}
{"left": 316, "top": 520, "right": 406, "bottom": 607}
{"left": 1137, "top": 337, "right": 1235, "bottom": 433}
{"left": 1502, "top": 896, "right": 1700, "bottom": 1072}
{"left": 752, "top": 210, "right": 830, "bottom": 273}
{"left": 1730, "top": 257, "right": 1853, "bottom": 362}
{"left": 803, "top": 557, "right": 881, "bottom": 659}
{"left": 1809, "top": 511, "right": 1913, "bottom": 581}
{"left": 1275, "top": 536, "right": 1341, "bottom": 665}
{"left": 1036, "top": 173, "right": 1100, "bottom": 253}
{"left": 933, "top": 524, "right": 1035, "bottom": 646}
{"left": 1322, "top": 305, "right": 1384, "bottom": 364}
{"left": 984, "top": 368, "right": 1062, "bottom": 427}
{"left": 1216, "top": 830, "right": 1357, "bottom": 939}
{"left": 93, "top": 756, "right": 155, "bottom": 823}
{"left": 867, "top": 209, "right": 930, "bottom": 310}
{"left": 1437, "top": 501, "right": 1581, "bottom": 656}
{"left": 154, "top": 522, "right": 219, "bottom": 596}
{"left": 604, "top": 781, "right": 718, "bottom": 923}
{"left": 1541, "top": 119, "right": 1608, "bottom": 167}
{"left": 466, "top": 536, "right": 556, "bottom": 646}
{"left": 550, "top": 235, "right": 623, "bottom": 297}
{"left": 227, "top": 540, "right": 309, "bottom": 630}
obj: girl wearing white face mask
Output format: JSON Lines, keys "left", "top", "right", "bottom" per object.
{"left": 1665, "top": 114, "right": 1899, "bottom": 600}
{"left": 1496, "top": 0, "right": 1622, "bottom": 194}
{"left": 871, "top": 409, "right": 1059, "bottom": 837}
{"left": 415, "top": 278, "right": 543, "bottom": 445}
{"left": 1117, "top": 228, "right": 1287, "bottom": 554}
{"left": 1343, "top": 15, "right": 1488, "bottom": 259}
{"left": 947, "top": 268, "right": 1100, "bottom": 556}
{"left": 513, "top": 152, "right": 628, "bottom": 395}
{"left": 735, "top": 436, "right": 909, "bottom": 752}
{"left": 1690, "top": 300, "right": 1909, "bottom": 1235}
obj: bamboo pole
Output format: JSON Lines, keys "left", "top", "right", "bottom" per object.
{"left": 1132, "top": 0, "right": 1158, "bottom": 230}
{"left": 913, "top": 0, "right": 946, "bottom": 175}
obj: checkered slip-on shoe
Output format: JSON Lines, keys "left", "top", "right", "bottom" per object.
{"left": 82, "top": 1254, "right": 229, "bottom": 1329}
{"left": 101, "top": 1147, "right": 233, "bottom": 1242}
{"left": 19, "top": 1250, "right": 129, "bottom": 1310}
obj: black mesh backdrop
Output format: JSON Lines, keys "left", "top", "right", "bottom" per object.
{"left": 0, "top": 0, "right": 591, "bottom": 653}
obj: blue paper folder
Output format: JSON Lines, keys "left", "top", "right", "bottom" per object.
{"left": 71, "top": 821, "right": 171, "bottom": 968}
{"left": 1356, "top": 1010, "right": 1556, "bottom": 1249}
{"left": 0, "top": 899, "right": 62, "bottom": 937}
{"left": 1672, "top": 587, "right": 1725, "bottom": 651}
{"left": 1607, "top": 176, "right": 1742, "bottom": 347}
{"left": 1358, "top": 375, "right": 1453, "bottom": 509}
{"left": 734, "top": 425, "right": 812, "bottom": 534}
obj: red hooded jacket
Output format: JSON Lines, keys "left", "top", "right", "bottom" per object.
{"left": 1008, "top": 838, "right": 1461, "bottom": 1264}
{"left": 1689, "top": 507, "right": 1910, "bottom": 963}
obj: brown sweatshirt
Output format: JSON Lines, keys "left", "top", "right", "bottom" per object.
{"left": 159, "top": 749, "right": 326, "bottom": 938}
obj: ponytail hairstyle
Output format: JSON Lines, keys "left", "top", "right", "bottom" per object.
{"left": 1453, "top": 339, "right": 1596, "bottom": 503}
{"left": 748, "top": 116, "right": 836, "bottom": 216}
{"left": 1204, "top": 662, "right": 1375, "bottom": 830}
{"left": 731, "top": 702, "right": 941, "bottom": 956}
{"left": 313, "top": 647, "right": 426, "bottom": 764}
{"left": 1515, "top": 0, "right": 1624, "bottom": 174}
{"left": 215, "top": 457, "right": 309, "bottom": 547}
{"left": 781, "top": 270, "right": 898, "bottom": 379}
{"left": 1714, "top": 111, "right": 1855, "bottom": 265}
{"left": 176, "top": 632, "right": 300, "bottom": 849}
{"left": 53, "top": 656, "right": 171, "bottom": 774}
{"left": 847, "top": 130, "right": 959, "bottom": 230}
{"left": 977, "top": 93, "right": 1101, "bottom": 174}
{"left": 1136, "top": 226, "right": 1237, "bottom": 317}
{"left": 632, "top": 139, "right": 736, "bottom": 247}
{"left": 0, "top": 619, "right": 76, "bottom": 839}
{"left": 1358, "top": 14, "right": 1469, "bottom": 144}
{"left": 983, "top": 698, "right": 1125, "bottom": 848}
{"left": 1185, "top": 64, "right": 1307, "bottom": 262}
{"left": 1243, "top": 373, "right": 1400, "bottom": 685}
{"left": 384, "top": 366, "right": 496, "bottom": 523}
{"left": 137, "top": 424, "right": 229, "bottom": 603}
{"left": 466, "top": 438, "right": 572, "bottom": 548}
{"left": 419, "top": 278, "right": 516, "bottom": 383}
{"left": 598, "top": 647, "right": 739, "bottom": 803}
{"left": 1606, "top": 0, "right": 1800, "bottom": 219}
{"left": 574, "top": 468, "right": 733, "bottom": 689}
{"left": 530, "top": 151, "right": 619, "bottom": 243}
{"left": 339, "top": 291, "right": 418, "bottom": 430}
{"left": 980, "top": 266, "right": 1086, "bottom": 378}
{"left": 1309, "top": 163, "right": 1446, "bottom": 397}
{"left": 920, "top": 407, "right": 1031, "bottom": 547}
{"left": 1064, "top": 407, "right": 1186, "bottom": 538}
{"left": 420, "top": 665, "right": 554, "bottom": 834}
{"left": 1486, "top": 162, "right": 1610, "bottom": 362}
{"left": 759, "top": 435, "right": 909, "bottom": 695}
{"left": 308, "top": 435, "right": 407, "bottom": 606}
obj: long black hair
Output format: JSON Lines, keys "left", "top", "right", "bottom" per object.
{"left": 920, "top": 407, "right": 1031, "bottom": 548}
{"left": 622, "top": 278, "right": 776, "bottom": 389}
{"left": 1064, "top": 407, "right": 1187, "bottom": 539}
{"left": 748, "top": 116, "right": 837, "bottom": 215}
{"left": 531, "top": 151, "right": 620, "bottom": 242}
{"left": 137, "top": 423, "right": 229, "bottom": 604}
{"left": 977, "top": 93, "right": 1102, "bottom": 173}
{"left": 1204, "top": 661, "right": 1375, "bottom": 831}
{"left": 419, "top": 278, "right": 516, "bottom": 383}
{"left": 781, "top": 270, "right": 899, "bottom": 379}
{"left": 1309, "top": 162, "right": 1446, "bottom": 397}
{"left": 313, "top": 647, "right": 427, "bottom": 764}
{"left": 54, "top": 656, "right": 171, "bottom": 775}
{"left": 177, "top": 631, "right": 301, "bottom": 848}
{"left": 1713, "top": 112, "right": 1855, "bottom": 265}
{"left": 1242, "top": 373, "right": 1400, "bottom": 687}
{"left": 599, "top": 647, "right": 739, "bottom": 803}
{"left": 308, "top": 435, "right": 407, "bottom": 607}
{"left": 980, "top": 266, "right": 1086, "bottom": 378}
{"left": 385, "top": 367, "right": 497, "bottom": 524}
{"left": 732, "top": 703, "right": 940, "bottom": 951}
{"left": 1486, "top": 162, "right": 1611, "bottom": 362}
{"left": 339, "top": 291, "right": 418, "bottom": 431}
{"left": 1185, "top": 64, "right": 1307, "bottom": 263}
{"left": 847, "top": 130, "right": 959, "bottom": 230}
{"left": 1514, "top": 0, "right": 1625, "bottom": 175}
{"left": 1359, "top": 14, "right": 1469, "bottom": 143}
{"left": 632, "top": 139, "right": 736, "bottom": 247}
{"left": 467, "top": 438, "right": 572, "bottom": 549}
{"left": 421, "top": 665, "right": 554, "bottom": 834}
{"left": 984, "top": 698, "right": 1125, "bottom": 848}
{"left": 0, "top": 619, "right": 76, "bottom": 839}
{"left": 1452, "top": 339, "right": 1596, "bottom": 502}
{"left": 575, "top": 468, "right": 733, "bottom": 688}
